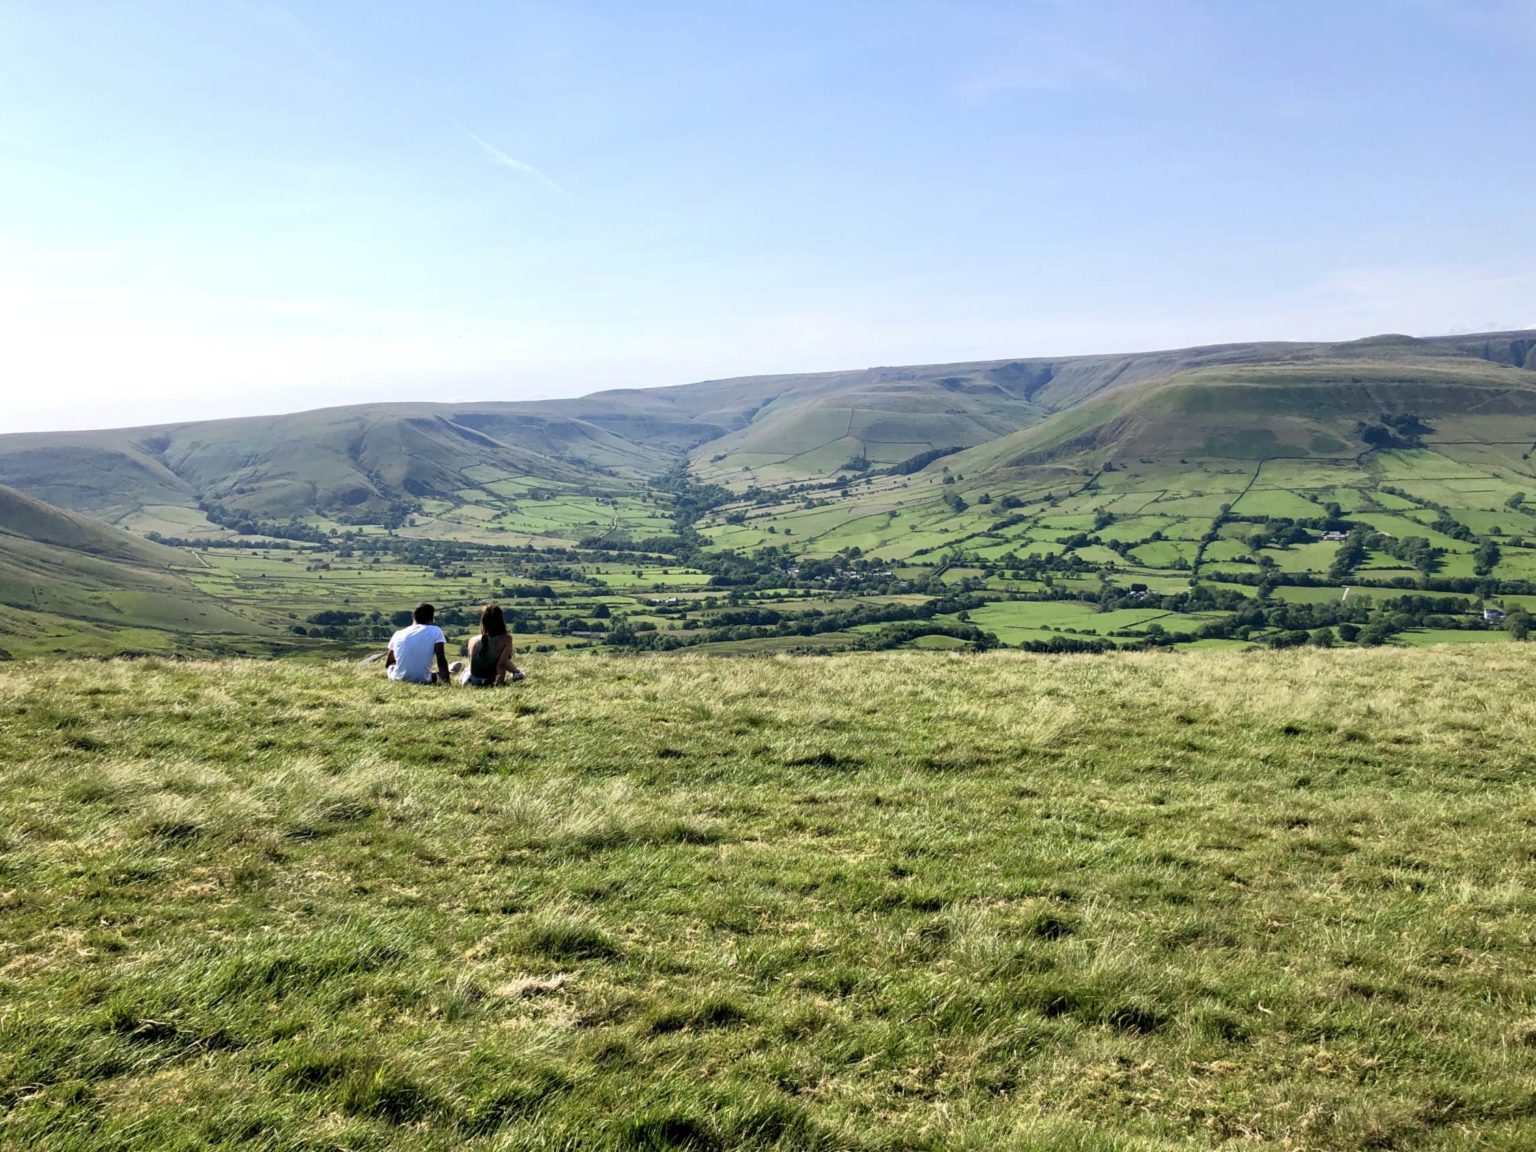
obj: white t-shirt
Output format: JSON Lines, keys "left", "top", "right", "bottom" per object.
{"left": 387, "top": 623, "right": 447, "bottom": 683}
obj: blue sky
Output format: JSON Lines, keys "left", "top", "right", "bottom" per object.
{"left": 3, "top": 1, "right": 1534, "bottom": 432}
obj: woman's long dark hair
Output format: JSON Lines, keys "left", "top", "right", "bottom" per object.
{"left": 480, "top": 603, "right": 508, "bottom": 638}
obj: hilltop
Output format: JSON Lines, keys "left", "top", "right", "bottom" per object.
{"left": 3, "top": 647, "right": 1535, "bottom": 1149}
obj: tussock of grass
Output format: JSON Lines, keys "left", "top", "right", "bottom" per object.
{"left": 2, "top": 648, "right": 1536, "bottom": 1148}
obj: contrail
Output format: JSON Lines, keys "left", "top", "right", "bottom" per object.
{"left": 462, "top": 127, "right": 565, "bottom": 194}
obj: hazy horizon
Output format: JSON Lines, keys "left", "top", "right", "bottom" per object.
{"left": 5, "top": 0, "right": 1535, "bottom": 434}
{"left": 8, "top": 321, "right": 1536, "bottom": 438}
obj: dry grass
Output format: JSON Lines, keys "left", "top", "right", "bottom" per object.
{"left": 2, "top": 648, "right": 1535, "bottom": 1149}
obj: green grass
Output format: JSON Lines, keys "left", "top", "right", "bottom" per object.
{"left": 4, "top": 650, "right": 1536, "bottom": 1149}
{"left": 1391, "top": 628, "right": 1512, "bottom": 646}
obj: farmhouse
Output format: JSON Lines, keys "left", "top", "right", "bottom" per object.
{"left": 1484, "top": 606, "right": 1507, "bottom": 623}
{"left": 1321, "top": 530, "right": 1349, "bottom": 542}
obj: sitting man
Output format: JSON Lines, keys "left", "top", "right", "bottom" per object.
{"left": 384, "top": 603, "right": 453, "bottom": 685}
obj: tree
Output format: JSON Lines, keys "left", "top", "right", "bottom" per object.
{"left": 1360, "top": 622, "right": 1393, "bottom": 647}
{"left": 1474, "top": 540, "right": 1502, "bottom": 577}
{"left": 1509, "top": 610, "right": 1531, "bottom": 642}
{"left": 1328, "top": 528, "right": 1369, "bottom": 582}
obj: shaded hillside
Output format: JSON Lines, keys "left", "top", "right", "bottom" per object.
{"left": 0, "top": 486, "right": 265, "bottom": 656}
{"left": 0, "top": 405, "right": 679, "bottom": 521}
{"left": 690, "top": 331, "right": 1536, "bottom": 485}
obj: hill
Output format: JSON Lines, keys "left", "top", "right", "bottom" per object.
{"left": 684, "top": 330, "right": 1536, "bottom": 488}
{"left": 0, "top": 483, "right": 182, "bottom": 566}
{"left": 0, "top": 404, "right": 680, "bottom": 526}
{"left": 4, "top": 330, "right": 1531, "bottom": 528}
{"left": 4, "top": 647, "right": 1535, "bottom": 1149}
{"left": 0, "top": 485, "right": 269, "bottom": 657}
{"left": 2, "top": 327, "right": 1534, "bottom": 662}
{"left": 952, "top": 354, "right": 1536, "bottom": 473}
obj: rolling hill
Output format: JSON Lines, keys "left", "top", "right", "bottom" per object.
{"left": 3, "top": 326, "right": 1536, "bottom": 661}
{"left": 951, "top": 351, "right": 1536, "bottom": 475}
{"left": 5, "top": 329, "right": 1531, "bottom": 529}
{"left": 0, "top": 485, "right": 268, "bottom": 657}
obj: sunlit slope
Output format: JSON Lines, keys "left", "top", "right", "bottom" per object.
{"left": 949, "top": 356, "right": 1536, "bottom": 475}
{"left": 4, "top": 328, "right": 1532, "bottom": 518}
{"left": 0, "top": 486, "right": 263, "bottom": 656}
{"left": 683, "top": 343, "right": 1334, "bottom": 486}
{"left": 690, "top": 331, "right": 1536, "bottom": 486}
{"left": 0, "top": 484, "right": 184, "bottom": 565}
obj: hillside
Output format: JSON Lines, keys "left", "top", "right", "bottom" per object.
{"left": 0, "top": 404, "right": 679, "bottom": 526}
{"left": 951, "top": 355, "right": 1536, "bottom": 473}
{"left": 0, "top": 483, "right": 182, "bottom": 566}
{"left": 2, "top": 328, "right": 1535, "bottom": 662}
{"left": 4, "top": 648, "right": 1535, "bottom": 1149}
{"left": 5, "top": 330, "right": 1531, "bottom": 528}
{"left": 0, "top": 485, "right": 268, "bottom": 657}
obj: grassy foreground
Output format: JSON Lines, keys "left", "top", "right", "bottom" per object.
{"left": 2, "top": 650, "right": 1535, "bottom": 1150}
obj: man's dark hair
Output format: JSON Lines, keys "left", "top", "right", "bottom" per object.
{"left": 413, "top": 603, "right": 435, "bottom": 625}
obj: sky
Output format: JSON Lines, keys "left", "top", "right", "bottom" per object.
{"left": 2, "top": 0, "right": 1534, "bottom": 433}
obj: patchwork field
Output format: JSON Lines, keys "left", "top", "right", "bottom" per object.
{"left": 3, "top": 333, "right": 1536, "bottom": 660}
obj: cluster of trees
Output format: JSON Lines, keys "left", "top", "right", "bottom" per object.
{"left": 1096, "top": 583, "right": 1251, "bottom": 615}
{"left": 606, "top": 592, "right": 996, "bottom": 652}
{"left": 885, "top": 446, "right": 965, "bottom": 476}
{"left": 196, "top": 503, "right": 335, "bottom": 543}
{"left": 147, "top": 533, "right": 298, "bottom": 550}
{"left": 1358, "top": 413, "right": 1433, "bottom": 450}
{"left": 857, "top": 621, "right": 998, "bottom": 650}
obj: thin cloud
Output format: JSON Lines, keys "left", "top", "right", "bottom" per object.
{"left": 462, "top": 128, "right": 564, "bottom": 194}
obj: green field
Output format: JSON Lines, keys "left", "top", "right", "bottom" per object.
{"left": 4, "top": 332, "right": 1536, "bottom": 660}
{"left": 5, "top": 648, "right": 1536, "bottom": 1150}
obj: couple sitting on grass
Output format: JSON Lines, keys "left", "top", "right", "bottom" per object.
{"left": 384, "top": 602, "right": 524, "bottom": 687}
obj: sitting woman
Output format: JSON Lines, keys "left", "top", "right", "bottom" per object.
{"left": 460, "top": 603, "right": 524, "bottom": 686}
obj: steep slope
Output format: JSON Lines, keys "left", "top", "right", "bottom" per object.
{"left": 0, "top": 484, "right": 185, "bottom": 566}
{"left": 0, "top": 486, "right": 264, "bottom": 656}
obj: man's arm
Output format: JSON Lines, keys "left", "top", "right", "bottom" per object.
{"left": 434, "top": 641, "right": 451, "bottom": 685}
{"left": 384, "top": 646, "right": 396, "bottom": 670}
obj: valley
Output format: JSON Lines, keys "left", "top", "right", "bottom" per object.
{"left": 2, "top": 331, "right": 1534, "bottom": 659}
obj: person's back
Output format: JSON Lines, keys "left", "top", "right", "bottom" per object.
{"left": 386, "top": 604, "right": 449, "bottom": 684}
{"left": 460, "top": 602, "right": 521, "bottom": 686}
{"left": 468, "top": 632, "right": 504, "bottom": 682}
